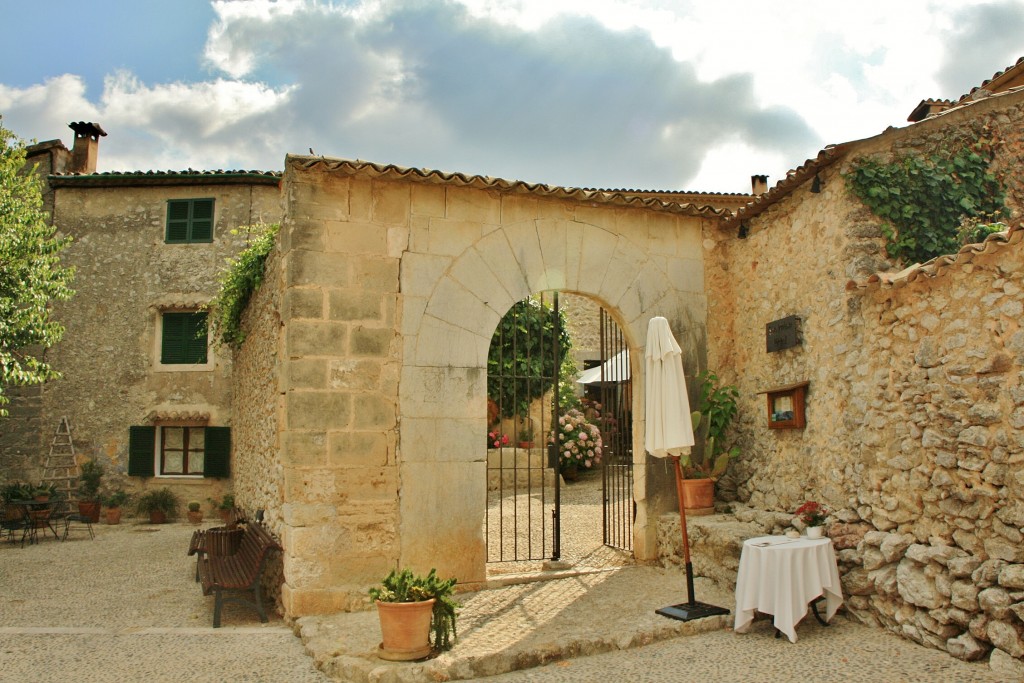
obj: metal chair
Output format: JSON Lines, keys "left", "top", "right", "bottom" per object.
{"left": 52, "top": 494, "right": 94, "bottom": 541}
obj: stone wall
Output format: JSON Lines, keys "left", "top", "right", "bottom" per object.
{"left": 706, "top": 90, "right": 1024, "bottom": 669}
{"left": 254, "top": 156, "right": 712, "bottom": 617}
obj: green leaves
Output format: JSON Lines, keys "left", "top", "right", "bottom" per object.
{"left": 0, "top": 117, "right": 75, "bottom": 415}
{"left": 207, "top": 223, "right": 280, "bottom": 347}
{"left": 846, "top": 142, "right": 1007, "bottom": 265}
{"left": 487, "top": 297, "right": 570, "bottom": 419}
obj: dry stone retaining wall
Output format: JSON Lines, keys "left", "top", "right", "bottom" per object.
{"left": 703, "top": 90, "right": 1024, "bottom": 670}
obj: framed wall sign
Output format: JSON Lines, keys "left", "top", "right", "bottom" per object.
{"left": 766, "top": 316, "right": 801, "bottom": 353}
{"left": 759, "top": 381, "right": 809, "bottom": 429}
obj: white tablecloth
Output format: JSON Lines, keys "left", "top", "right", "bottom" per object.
{"left": 734, "top": 535, "right": 843, "bottom": 643}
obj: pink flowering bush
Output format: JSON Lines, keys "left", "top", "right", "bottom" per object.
{"left": 551, "top": 408, "right": 602, "bottom": 470}
{"left": 487, "top": 431, "right": 510, "bottom": 448}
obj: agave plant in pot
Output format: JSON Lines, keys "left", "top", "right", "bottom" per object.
{"left": 136, "top": 487, "right": 179, "bottom": 524}
{"left": 369, "top": 568, "right": 458, "bottom": 661}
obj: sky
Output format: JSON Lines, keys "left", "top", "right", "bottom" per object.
{"left": 1, "top": 0, "right": 1022, "bottom": 194}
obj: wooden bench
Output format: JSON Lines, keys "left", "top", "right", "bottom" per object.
{"left": 186, "top": 509, "right": 247, "bottom": 581}
{"left": 198, "top": 521, "right": 282, "bottom": 627}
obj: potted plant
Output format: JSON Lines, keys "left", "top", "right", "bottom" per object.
{"left": 187, "top": 500, "right": 204, "bottom": 525}
{"left": 76, "top": 459, "right": 104, "bottom": 522}
{"left": 551, "top": 408, "right": 602, "bottom": 481}
{"left": 33, "top": 482, "right": 58, "bottom": 502}
{"left": 209, "top": 493, "right": 235, "bottom": 523}
{"left": 369, "top": 568, "right": 458, "bottom": 661}
{"left": 136, "top": 487, "right": 179, "bottom": 524}
{"left": 683, "top": 371, "right": 740, "bottom": 513}
{"left": 103, "top": 490, "right": 130, "bottom": 525}
{"left": 795, "top": 501, "right": 830, "bottom": 538}
{"left": 517, "top": 423, "right": 535, "bottom": 449}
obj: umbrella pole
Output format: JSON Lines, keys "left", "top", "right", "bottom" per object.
{"left": 655, "top": 455, "right": 730, "bottom": 622}
{"left": 673, "top": 455, "right": 696, "bottom": 605}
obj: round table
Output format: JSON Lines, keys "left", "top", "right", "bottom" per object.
{"left": 734, "top": 535, "right": 844, "bottom": 642}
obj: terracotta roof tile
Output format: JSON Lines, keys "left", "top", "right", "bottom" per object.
{"left": 845, "top": 223, "right": 1024, "bottom": 294}
{"left": 721, "top": 145, "right": 851, "bottom": 226}
{"left": 49, "top": 169, "right": 281, "bottom": 187}
{"left": 290, "top": 155, "right": 730, "bottom": 218}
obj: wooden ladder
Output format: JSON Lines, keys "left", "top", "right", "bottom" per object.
{"left": 43, "top": 416, "right": 78, "bottom": 502}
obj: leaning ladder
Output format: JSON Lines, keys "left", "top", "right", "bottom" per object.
{"left": 43, "top": 417, "right": 79, "bottom": 502}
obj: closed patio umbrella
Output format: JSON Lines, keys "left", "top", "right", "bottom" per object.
{"left": 644, "top": 316, "right": 729, "bottom": 622}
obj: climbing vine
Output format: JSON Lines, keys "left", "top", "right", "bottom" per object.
{"left": 208, "top": 223, "right": 280, "bottom": 347}
{"left": 846, "top": 139, "right": 1007, "bottom": 265}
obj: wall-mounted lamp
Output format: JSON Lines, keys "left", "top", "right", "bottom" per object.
{"left": 810, "top": 174, "right": 823, "bottom": 193}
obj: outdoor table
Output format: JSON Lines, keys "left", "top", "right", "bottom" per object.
{"left": 734, "top": 535, "right": 843, "bottom": 643}
{"left": 13, "top": 500, "right": 59, "bottom": 545}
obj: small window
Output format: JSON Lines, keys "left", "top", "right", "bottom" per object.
{"left": 166, "top": 198, "right": 214, "bottom": 243}
{"left": 161, "top": 311, "right": 208, "bottom": 365}
{"left": 128, "top": 425, "right": 230, "bottom": 478}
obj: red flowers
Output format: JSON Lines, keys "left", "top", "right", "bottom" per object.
{"left": 795, "top": 501, "right": 829, "bottom": 527}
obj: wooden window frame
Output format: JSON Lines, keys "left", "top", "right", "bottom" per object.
{"left": 160, "top": 425, "right": 205, "bottom": 476}
{"left": 761, "top": 381, "right": 809, "bottom": 430}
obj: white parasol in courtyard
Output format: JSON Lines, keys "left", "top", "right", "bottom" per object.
{"left": 576, "top": 350, "right": 630, "bottom": 384}
{"left": 644, "top": 316, "right": 729, "bottom": 622}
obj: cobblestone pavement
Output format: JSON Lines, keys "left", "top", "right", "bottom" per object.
{"left": 0, "top": 497, "right": 1016, "bottom": 682}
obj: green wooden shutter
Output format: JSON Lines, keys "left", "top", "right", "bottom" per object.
{"left": 189, "top": 199, "right": 214, "bottom": 242}
{"left": 128, "top": 426, "right": 156, "bottom": 477}
{"left": 166, "top": 200, "right": 190, "bottom": 243}
{"left": 162, "top": 312, "right": 208, "bottom": 364}
{"left": 204, "top": 427, "right": 231, "bottom": 478}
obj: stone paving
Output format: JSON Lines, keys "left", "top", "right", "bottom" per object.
{"left": 0, "top": 498, "right": 1017, "bottom": 682}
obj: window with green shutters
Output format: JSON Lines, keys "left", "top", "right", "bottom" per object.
{"left": 127, "top": 425, "right": 230, "bottom": 478}
{"left": 165, "top": 198, "right": 214, "bottom": 243}
{"left": 161, "top": 311, "right": 208, "bottom": 365}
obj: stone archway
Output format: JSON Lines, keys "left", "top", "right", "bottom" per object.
{"left": 398, "top": 215, "right": 697, "bottom": 585}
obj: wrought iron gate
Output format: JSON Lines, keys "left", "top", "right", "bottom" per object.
{"left": 486, "top": 293, "right": 563, "bottom": 562}
{"left": 600, "top": 308, "right": 634, "bottom": 551}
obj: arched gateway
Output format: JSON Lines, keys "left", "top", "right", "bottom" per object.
{"left": 231, "top": 156, "right": 720, "bottom": 617}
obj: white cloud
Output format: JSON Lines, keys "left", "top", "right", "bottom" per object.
{"left": 2, "top": 0, "right": 1021, "bottom": 191}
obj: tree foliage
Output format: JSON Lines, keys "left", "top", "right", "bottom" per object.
{"left": 0, "top": 117, "right": 75, "bottom": 415}
{"left": 487, "top": 297, "right": 570, "bottom": 419}
{"left": 846, "top": 141, "right": 1007, "bottom": 265}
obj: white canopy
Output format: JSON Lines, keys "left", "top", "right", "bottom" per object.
{"left": 643, "top": 317, "right": 694, "bottom": 458}
{"left": 576, "top": 349, "right": 630, "bottom": 384}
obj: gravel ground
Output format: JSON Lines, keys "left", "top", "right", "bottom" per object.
{"left": 0, "top": 520, "right": 328, "bottom": 683}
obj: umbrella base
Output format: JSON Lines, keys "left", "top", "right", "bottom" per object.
{"left": 656, "top": 601, "right": 730, "bottom": 622}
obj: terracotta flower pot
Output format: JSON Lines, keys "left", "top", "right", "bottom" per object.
{"left": 681, "top": 477, "right": 715, "bottom": 515}
{"left": 149, "top": 509, "right": 167, "bottom": 525}
{"left": 187, "top": 510, "right": 204, "bottom": 525}
{"left": 375, "top": 599, "right": 435, "bottom": 661}
{"left": 105, "top": 507, "right": 122, "bottom": 525}
{"left": 78, "top": 500, "right": 101, "bottom": 523}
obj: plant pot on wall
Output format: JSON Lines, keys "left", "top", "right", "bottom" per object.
{"left": 681, "top": 477, "right": 715, "bottom": 516}
{"left": 375, "top": 599, "right": 436, "bottom": 661}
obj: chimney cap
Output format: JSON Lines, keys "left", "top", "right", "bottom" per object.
{"left": 69, "top": 122, "right": 107, "bottom": 139}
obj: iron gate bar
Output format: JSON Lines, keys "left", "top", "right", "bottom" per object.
{"left": 600, "top": 308, "right": 634, "bottom": 552}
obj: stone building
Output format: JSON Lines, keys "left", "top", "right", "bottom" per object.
{"left": 3, "top": 56, "right": 1024, "bottom": 672}
{"left": 2, "top": 126, "right": 283, "bottom": 506}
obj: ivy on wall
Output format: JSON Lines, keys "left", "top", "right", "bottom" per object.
{"left": 846, "top": 140, "right": 1007, "bottom": 265}
{"left": 208, "top": 223, "right": 280, "bottom": 347}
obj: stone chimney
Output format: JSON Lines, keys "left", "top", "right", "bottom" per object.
{"left": 751, "top": 174, "right": 768, "bottom": 195}
{"left": 68, "top": 122, "right": 107, "bottom": 174}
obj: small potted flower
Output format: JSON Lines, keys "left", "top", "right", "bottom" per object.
{"left": 187, "top": 500, "right": 204, "bottom": 525}
{"left": 551, "top": 408, "right": 602, "bottom": 481}
{"left": 795, "top": 501, "right": 829, "bottom": 538}
{"left": 103, "top": 490, "right": 130, "bottom": 525}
